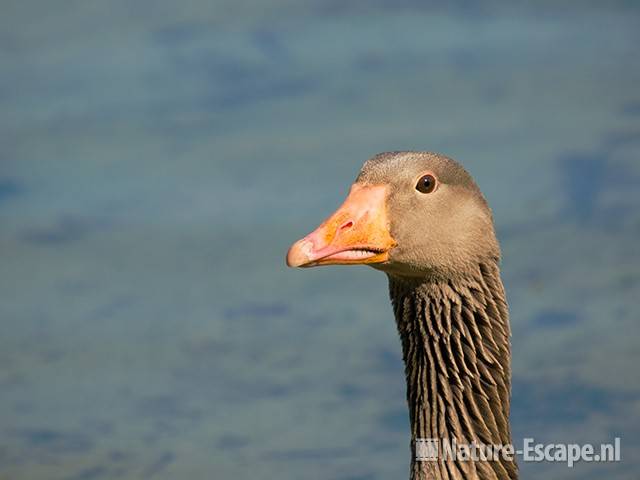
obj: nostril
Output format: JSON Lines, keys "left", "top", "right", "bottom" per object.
{"left": 339, "top": 220, "right": 354, "bottom": 231}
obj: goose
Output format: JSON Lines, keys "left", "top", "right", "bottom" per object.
{"left": 287, "top": 152, "right": 517, "bottom": 480}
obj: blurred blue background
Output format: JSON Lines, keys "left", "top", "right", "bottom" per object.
{"left": 1, "top": 2, "right": 639, "bottom": 479}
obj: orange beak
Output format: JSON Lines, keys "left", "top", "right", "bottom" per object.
{"left": 286, "top": 183, "right": 397, "bottom": 268}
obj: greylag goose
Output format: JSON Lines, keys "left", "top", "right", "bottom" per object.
{"left": 287, "top": 152, "right": 517, "bottom": 480}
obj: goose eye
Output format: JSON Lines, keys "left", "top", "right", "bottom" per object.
{"left": 416, "top": 174, "right": 436, "bottom": 194}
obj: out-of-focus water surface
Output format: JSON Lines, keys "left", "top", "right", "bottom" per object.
{"left": 1, "top": 2, "right": 639, "bottom": 479}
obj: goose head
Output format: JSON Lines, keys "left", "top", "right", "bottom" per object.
{"left": 287, "top": 151, "right": 499, "bottom": 279}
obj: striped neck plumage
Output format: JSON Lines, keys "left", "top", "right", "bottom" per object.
{"left": 388, "top": 261, "right": 517, "bottom": 480}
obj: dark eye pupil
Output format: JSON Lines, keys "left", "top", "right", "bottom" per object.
{"left": 416, "top": 174, "right": 436, "bottom": 193}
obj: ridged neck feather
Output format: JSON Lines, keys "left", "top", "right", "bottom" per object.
{"left": 388, "top": 261, "right": 517, "bottom": 480}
